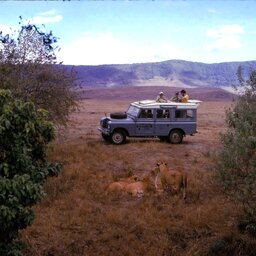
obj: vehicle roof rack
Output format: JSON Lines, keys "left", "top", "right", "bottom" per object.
{"left": 132, "top": 99, "right": 202, "bottom": 109}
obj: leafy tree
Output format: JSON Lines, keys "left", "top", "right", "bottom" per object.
{"left": 0, "top": 89, "right": 62, "bottom": 255}
{"left": 0, "top": 18, "right": 77, "bottom": 125}
{"left": 216, "top": 68, "right": 256, "bottom": 222}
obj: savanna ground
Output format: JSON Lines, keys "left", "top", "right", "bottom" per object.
{"left": 22, "top": 88, "right": 255, "bottom": 255}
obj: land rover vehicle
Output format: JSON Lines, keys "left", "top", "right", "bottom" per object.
{"left": 98, "top": 100, "right": 201, "bottom": 145}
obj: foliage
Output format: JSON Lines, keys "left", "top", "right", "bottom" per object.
{"left": 0, "top": 89, "right": 62, "bottom": 255}
{"left": 216, "top": 68, "right": 256, "bottom": 219}
{"left": 0, "top": 18, "right": 78, "bottom": 126}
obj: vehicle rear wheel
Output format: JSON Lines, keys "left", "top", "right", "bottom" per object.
{"left": 168, "top": 130, "right": 183, "bottom": 144}
{"left": 102, "top": 133, "right": 111, "bottom": 142}
{"left": 111, "top": 130, "right": 126, "bottom": 145}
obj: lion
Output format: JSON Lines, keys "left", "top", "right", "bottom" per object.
{"left": 155, "top": 161, "right": 187, "bottom": 199}
{"left": 105, "top": 175, "right": 139, "bottom": 193}
{"left": 125, "top": 170, "right": 158, "bottom": 197}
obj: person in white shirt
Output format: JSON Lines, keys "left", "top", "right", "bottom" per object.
{"left": 156, "top": 92, "right": 167, "bottom": 103}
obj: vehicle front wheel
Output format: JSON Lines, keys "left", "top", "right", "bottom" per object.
{"left": 168, "top": 130, "right": 183, "bottom": 144}
{"left": 111, "top": 130, "right": 126, "bottom": 145}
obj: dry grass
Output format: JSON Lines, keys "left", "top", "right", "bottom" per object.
{"left": 22, "top": 98, "right": 255, "bottom": 256}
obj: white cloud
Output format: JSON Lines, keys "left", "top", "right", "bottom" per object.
{"left": 1, "top": 9, "right": 61, "bottom": 36}
{"left": 39, "top": 9, "right": 58, "bottom": 16}
{"left": 57, "top": 32, "right": 185, "bottom": 65}
{"left": 206, "top": 24, "right": 244, "bottom": 50}
{"left": 0, "top": 24, "right": 18, "bottom": 35}
{"left": 24, "top": 9, "right": 62, "bottom": 25}
{"left": 207, "top": 24, "right": 243, "bottom": 37}
{"left": 29, "top": 15, "right": 62, "bottom": 24}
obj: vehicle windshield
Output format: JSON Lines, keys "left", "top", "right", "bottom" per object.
{"left": 127, "top": 105, "right": 140, "bottom": 117}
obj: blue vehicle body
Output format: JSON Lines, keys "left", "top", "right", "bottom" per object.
{"left": 99, "top": 100, "right": 201, "bottom": 144}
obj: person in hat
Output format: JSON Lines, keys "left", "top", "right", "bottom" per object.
{"left": 156, "top": 92, "right": 167, "bottom": 103}
{"left": 170, "top": 92, "right": 180, "bottom": 102}
{"left": 180, "top": 89, "right": 189, "bottom": 103}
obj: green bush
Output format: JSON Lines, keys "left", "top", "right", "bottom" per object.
{"left": 0, "top": 89, "right": 62, "bottom": 255}
{"left": 216, "top": 69, "right": 256, "bottom": 219}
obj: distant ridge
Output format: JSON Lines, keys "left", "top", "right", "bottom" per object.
{"left": 65, "top": 60, "right": 256, "bottom": 88}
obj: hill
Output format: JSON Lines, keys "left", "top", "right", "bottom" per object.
{"left": 67, "top": 60, "right": 256, "bottom": 88}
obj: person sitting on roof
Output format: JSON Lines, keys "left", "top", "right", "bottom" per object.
{"left": 180, "top": 89, "right": 189, "bottom": 103}
{"left": 156, "top": 92, "right": 167, "bottom": 103}
{"left": 170, "top": 92, "right": 180, "bottom": 102}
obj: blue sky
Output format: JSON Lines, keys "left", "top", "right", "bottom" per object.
{"left": 1, "top": 1, "right": 256, "bottom": 65}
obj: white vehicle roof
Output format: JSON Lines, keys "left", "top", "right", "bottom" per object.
{"left": 131, "top": 100, "right": 202, "bottom": 109}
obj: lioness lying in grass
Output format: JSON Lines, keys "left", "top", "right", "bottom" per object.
{"left": 106, "top": 170, "right": 158, "bottom": 197}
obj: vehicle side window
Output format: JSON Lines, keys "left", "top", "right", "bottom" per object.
{"left": 157, "top": 109, "right": 170, "bottom": 119}
{"left": 175, "top": 110, "right": 194, "bottom": 119}
{"left": 138, "top": 109, "right": 153, "bottom": 119}
{"left": 186, "top": 110, "right": 193, "bottom": 118}
{"left": 156, "top": 109, "right": 163, "bottom": 118}
{"left": 164, "top": 110, "right": 170, "bottom": 118}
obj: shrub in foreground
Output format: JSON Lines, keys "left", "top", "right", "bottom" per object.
{"left": 216, "top": 69, "right": 256, "bottom": 226}
{"left": 0, "top": 89, "right": 62, "bottom": 255}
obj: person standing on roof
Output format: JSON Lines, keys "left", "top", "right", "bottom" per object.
{"left": 156, "top": 92, "right": 167, "bottom": 103}
{"left": 180, "top": 89, "right": 189, "bottom": 103}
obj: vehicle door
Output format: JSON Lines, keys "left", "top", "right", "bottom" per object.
{"left": 135, "top": 109, "right": 154, "bottom": 135}
{"left": 155, "top": 107, "right": 174, "bottom": 136}
{"left": 174, "top": 108, "right": 197, "bottom": 134}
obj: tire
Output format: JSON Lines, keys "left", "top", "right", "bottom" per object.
{"left": 168, "top": 130, "right": 183, "bottom": 144}
{"left": 102, "top": 133, "right": 111, "bottom": 142}
{"left": 111, "top": 130, "right": 126, "bottom": 145}
{"left": 110, "top": 112, "right": 127, "bottom": 119}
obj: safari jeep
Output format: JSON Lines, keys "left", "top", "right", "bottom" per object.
{"left": 98, "top": 100, "right": 201, "bottom": 145}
